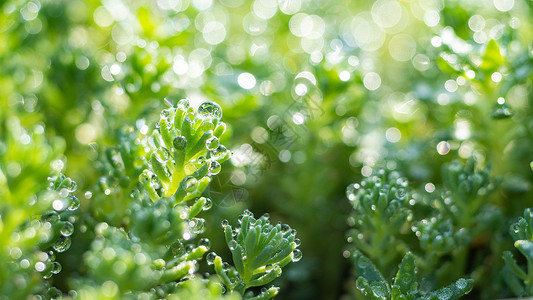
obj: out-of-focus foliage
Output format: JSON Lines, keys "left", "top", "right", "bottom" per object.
{"left": 0, "top": 0, "right": 532, "bottom": 298}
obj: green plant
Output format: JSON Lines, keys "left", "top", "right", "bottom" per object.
{"left": 207, "top": 211, "right": 301, "bottom": 299}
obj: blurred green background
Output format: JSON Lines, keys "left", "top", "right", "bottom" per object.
{"left": 1, "top": 0, "right": 532, "bottom": 298}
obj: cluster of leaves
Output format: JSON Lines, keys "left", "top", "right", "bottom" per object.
{"left": 345, "top": 159, "right": 506, "bottom": 299}
{"left": 0, "top": 100, "right": 301, "bottom": 299}
{"left": 0, "top": 116, "right": 79, "bottom": 297}
{"left": 1, "top": 0, "right": 532, "bottom": 299}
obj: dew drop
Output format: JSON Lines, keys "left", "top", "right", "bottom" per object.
{"left": 51, "top": 261, "right": 62, "bottom": 274}
{"left": 281, "top": 224, "right": 290, "bottom": 232}
{"left": 292, "top": 249, "right": 302, "bottom": 262}
{"left": 208, "top": 161, "right": 221, "bottom": 175}
{"left": 206, "top": 252, "right": 217, "bottom": 265}
{"left": 197, "top": 101, "right": 223, "bottom": 121}
{"left": 206, "top": 136, "right": 219, "bottom": 151}
{"left": 68, "top": 196, "right": 80, "bottom": 211}
{"left": 182, "top": 176, "right": 197, "bottom": 192}
{"left": 265, "top": 264, "right": 275, "bottom": 273}
{"left": 60, "top": 222, "right": 74, "bottom": 237}
{"left": 357, "top": 256, "right": 372, "bottom": 269}
{"left": 213, "top": 145, "right": 228, "bottom": 159}
{"left": 221, "top": 219, "right": 229, "bottom": 227}
{"left": 154, "top": 147, "right": 171, "bottom": 163}
{"left": 203, "top": 198, "right": 212, "bottom": 210}
{"left": 190, "top": 218, "right": 205, "bottom": 234}
{"left": 395, "top": 188, "right": 406, "bottom": 200}
{"left": 177, "top": 99, "right": 190, "bottom": 111}
{"left": 42, "top": 211, "right": 59, "bottom": 223}
{"left": 53, "top": 236, "right": 72, "bottom": 253}
{"left": 67, "top": 180, "right": 77, "bottom": 192}
{"left": 437, "top": 287, "right": 453, "bottom": 300}
{"left": 200, "top": 120, "right": 215, "bottom": 132}
{"left": 199, "top": 238, "right": 211, "bottom": 249}
{"left": 173, "top": 136, "right": 188, "bottom": 150}
{"left": 160, "top": 109, "right": 171, "bottom": 120}
{"left": 370, "top": 281, "right": 387, "bottom": 298}
{"left": 346, "top": 183, "right": 360, "bottom": 201}
{"left": 455, "top": 278, "right": 468, "bottom": 290}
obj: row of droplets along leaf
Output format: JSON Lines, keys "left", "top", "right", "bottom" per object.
{"left": 205, "top": 210, "right": 301, "bottom": 298}
{"left": 141, "top": 99, "right": 230, "bottom": 202}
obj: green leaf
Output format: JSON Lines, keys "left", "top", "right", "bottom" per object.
{"left": 480, "top": 40, "right": 504, "bottom": 72}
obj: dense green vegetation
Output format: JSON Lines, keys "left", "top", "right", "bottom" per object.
{"left": 0, "top": 0, "right": 532, "bottom": 299}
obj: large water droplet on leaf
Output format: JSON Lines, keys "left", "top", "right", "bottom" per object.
{"left": 154, "top": 147, "right": 171, "bottom": 163}
{"left": 173, "top": 136, "right": 187, "bottom": 150}
{"left": 197, "top": 101, "right": 222, "bottom": 121}
{"left": 53, "top": 236, "right": 71, "bottom": 253}
{"left": 206, "top": 252, "right": 217, "bottom": 265}
{"left": 60, "top": 222, "right": 74, "bottom": 237}
{"left": 346, "top": 183, "right": 360, "bottom": 201}
{"left": 206, "top": 136, "right": 219, "bottom": 151}
{"left": 177, "top": 99, "right": 190, "bottom": 111}
{"left": 208, "top": 161, "right": 221, "bottom": 175}
{"left": 182, "top": 176, "right": 197, "bottom": 192}
{"left": 51, "top": 261, "right": 62, "bottom": 274}
{"left": 292, "top": 249, "right": 302, "bottom": 262}
{"left": 160, "top": 109, "right": 171, "bottom": 120}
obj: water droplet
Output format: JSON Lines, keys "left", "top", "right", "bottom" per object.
{"left": 206, "top": 252, "right": 217, "bottom": 265}
{"left": 203, "top": 198, "right": 212, "bottom": 210}
{"left": 292, "top": 249, "right": 302, "bottom": 262}
{"left": 208, "top": 161, "right": 221, "bottom": 175}
{"left": 177, "top": 99, "right": 190, "bottom": 111}
{"left": 221, "top": 219, "right": 229, "bottom": 227}
{"left": 437, "top": 287, "right": 453, "bottom": 300}
{"left": 265, "top": 264, "right": 275, "bottom": 273}
{"left": 212, "top": 146, "right": 227, "bottom": 160}
{"left": 160, "top": 109, "right": 171, "bottom": 120}
{"left": 68, "top": 196, "right": 80, "bottom": 211}
{"left": 200, "top": 121, "right": 215, "bottom": 132}
{"left": 294, "top": 238, "right": 301, "bottom": 247}
{"left": 154, "top": 147, "right": 171, "bottom": 163}
{"left": 173, "top": 136, "right": 187, "bottom": 150}
{"left": 84, "top": 191, "right": 92, "bottom": 199}
{"left": 455, "top": 278, "right": 468, "bottom": 290}
{"left": 67, "top": 180, "right": 77, "bottom": 192}
{"left": 357, "top": 256, "right": 372, "bottom": 269}
{"left": 42, "top": 211, "right": 59, "bottom": 223}
{"left": 190, "top": 218, "right": 205, "bottom": 234}
{"left": 281, "top": 224, "right": 290, "bottom": 232}
{"left": 139, "top": 170, "right": 151, "bottom": 184}
{"left": 370, "top": 281, "right": 388, "bottom": 298}
{"left": 513, "top": 223, "right": 520, "bottom": 233}
{"left": 182, "top": 176, "right": 197, "bottom": 192}
{"left": 61, "top": 222, "right": 74, "bottom": 237}
{"left": 206, "top": 136, "right": 219, "bottom": 151}
{"left": 53, "top": 236, "right": 71, "bottom": 253}
{"left": 395, "top": 188, "right": 406, "bottom": 200}
{"left": 150, "top": 174, "right": 160, "bottom": 188}
{"left": 199, "top": 238, "right": 211, "bottom": 249}
{"left": 51, "top": 261, "right": 62, "bottom": 274}
{"left": 346, "top": 183, "right": 360, "bottom": 201}
{"left": 197, "top": 101, "right": 222, "bottom": 121}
